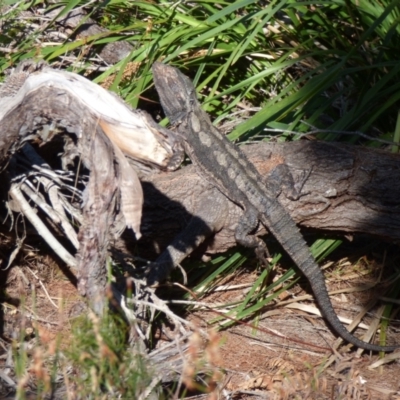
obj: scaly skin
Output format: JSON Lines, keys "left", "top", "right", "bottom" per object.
{"left": 151, "top": 61, "right": 398, "bottom": 352}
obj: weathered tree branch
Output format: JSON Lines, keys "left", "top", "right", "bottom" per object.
{"left": 0, "top": 61, "right": 183, "bottom": 312}
{"left": 137, "top": 141, "right": 400, "bottom": 260}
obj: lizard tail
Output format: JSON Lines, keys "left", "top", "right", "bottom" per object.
{"left": 262, "top": 203, "right": 398, "bottom": 352}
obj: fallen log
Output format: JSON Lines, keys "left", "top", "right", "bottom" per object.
{"left": 137, "top": 140, "right": 400, "bottom": 261}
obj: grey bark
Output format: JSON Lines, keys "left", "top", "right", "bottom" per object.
{"left": 137, "top": 140, "right": 400, "bottom": 260}
{"left": 0, "top": 62, "right": 182, "bottom": 313}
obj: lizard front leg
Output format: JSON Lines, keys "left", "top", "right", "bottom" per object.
{"left": 146, "top": 189, "right": 229, "bottom": 285}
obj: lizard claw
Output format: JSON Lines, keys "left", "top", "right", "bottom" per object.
{"left": 144, "top": 261, "right": 172, "bottom": 287}
{"left": 255, "top": 241, "right": 272, "bottom": 264}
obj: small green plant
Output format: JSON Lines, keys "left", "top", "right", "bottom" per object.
{"left": 10, "top": 307, "right": 156, "bottom": 399}
{"left": 66, "top": 310, "right": 154, "bottom": 398}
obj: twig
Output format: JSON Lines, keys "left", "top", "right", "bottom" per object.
{"left": 166, "top": 299, "right": 235, "bottom": 313}
{"left": 137, "top": 374, "right": 163, "bottom": 400}
{"left": 175, "top": 262, "right": 188, "bottom": 285}
{"left": 3, "top": 232, "right": 26, "bottom": 271}
{"left": 26, "top": 266, "right": 59, "bottom": 309}
{"left": 0, "top": 0, "right": 25, "bottom": 18}
{"left": 9, "top": 183, "right": 77, "bottom": 268}
{"left": 125, "top": 293, "right": 190, "bottom": 333}
{"left": 0, "top": 369, "right": 16, "bottom": 387}
{"left": 17, "top": 304, "right": 60, "bottom": 326}
{"left": 39, "top": 175, "right": 79, "bottom": 249}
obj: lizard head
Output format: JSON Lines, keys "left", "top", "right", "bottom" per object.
{"left": 152, "top": 62, "right": 199, "bottom": 126}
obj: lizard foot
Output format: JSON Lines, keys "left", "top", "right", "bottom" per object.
{"left": 144, "top": 261, "right": 174, "bottom": 287}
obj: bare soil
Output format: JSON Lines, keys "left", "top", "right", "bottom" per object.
{"left": 1, "top": 236, "right": 400, "bottom": 399}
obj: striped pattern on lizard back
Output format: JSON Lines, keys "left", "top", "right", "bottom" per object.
{"left": 152, "top": 61, "right": 398, "bottom": 352}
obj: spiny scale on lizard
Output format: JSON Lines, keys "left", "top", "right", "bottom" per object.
{"left": 152, "top": 61, "right": 399, "bottom": 352}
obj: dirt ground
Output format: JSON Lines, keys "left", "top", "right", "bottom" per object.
{"left": 1, "top": 236, "right": 400, "bottom": 399}
{"left": 188, "top": 266, "right": 400, "bottom": 400}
